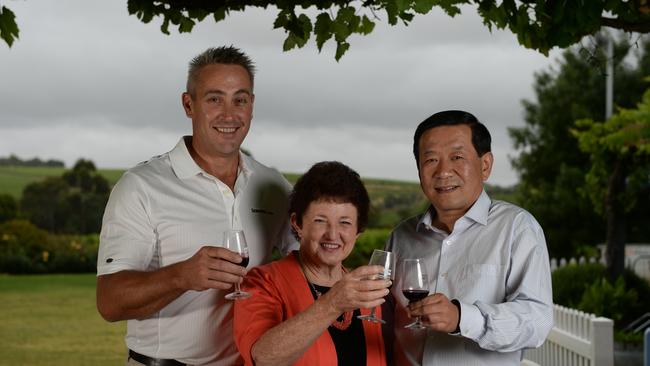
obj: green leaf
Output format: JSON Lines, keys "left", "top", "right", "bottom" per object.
{"left": 283, "top": 33, "right": 298, "bottom": 51}
{"left": 335, "top": 41, "right": 350, "bottom": 61}
{"left": 188, "top": 9, "right": 209, "bottom": 22}
{"left": 314, "top": 13, "right": 333, "bottom": 51}
{"left": 160, "top": 17, "right": 170, "bottom": 35}
{"left": 413, "top": 0, "right": 437, "bottom": 14}
{"left": 385, "top": 0, "right": 399, "bottom": 25}
{"left": 179, "top": 17, "right": 195, "bottom": 33}
{"left": 359, "top": 15, "right": 375, "bottom": 35}
{"left": 0, "top": 6, "right": 19, "bottom": 47}
{"left": 213, "top": 8, "right": 227, "bottom": 23}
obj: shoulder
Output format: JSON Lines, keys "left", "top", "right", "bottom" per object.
{"left": 244, "top": 154, "right": 290, "bottom": 185}
{"left": 488, "top": 199, "right": 545, "bottom": 240}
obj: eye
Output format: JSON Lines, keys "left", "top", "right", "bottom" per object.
{"left": 235, "top": 96, "right": 249, "bottom": 106}
{"left": 314, "top": 218, "right": 326, "bottom": 223}
{"left": 340, "top": 220, "right": 353, "bottom": 226}
{"left": 207, "top": 96, "right": 222, "bottom": 103}
{"left": 451, "top": 154, "right": 463, "bottom": 161}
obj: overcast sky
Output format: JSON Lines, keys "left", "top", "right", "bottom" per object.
{"left": 0, "top": 1, "right": 564, "bottom": 186}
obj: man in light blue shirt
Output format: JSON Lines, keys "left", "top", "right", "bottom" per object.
{"left": 385, "top": 110, "right": 553, "bottom": 366}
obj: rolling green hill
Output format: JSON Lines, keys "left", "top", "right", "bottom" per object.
{"left": 0, "top": 165, "right": 514, "bottom": 229}
{"left": 0, "top": 166, "right": 124, "bottom": 198}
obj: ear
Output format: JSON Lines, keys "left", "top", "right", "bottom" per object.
{"left": 181, "top": 92, "right": 193, "bottom": 118}
{"left": 290, "top": 213, "right": 302, "bottom": 239}
{"left": 481, "top": 152, "right": 494, "bottom": 182}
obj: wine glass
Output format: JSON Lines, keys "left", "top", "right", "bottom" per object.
{"left": 357, "top": 249, "right": 395, "bottom": 324}
{"left": 223, "top": 230, "right": 251, "bottom": 300}
{"left": 401, "top": 258, "right": 429, "bottom": 330}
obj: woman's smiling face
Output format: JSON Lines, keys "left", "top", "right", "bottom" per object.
{"left": 293, "top": 200, "right": 359, "bottom": 268}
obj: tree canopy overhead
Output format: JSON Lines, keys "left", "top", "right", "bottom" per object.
{"left": 4, "top": 1, "right": 650, "bottom": 59}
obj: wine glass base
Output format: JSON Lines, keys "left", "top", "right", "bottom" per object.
{"left": 357, "top": 314, "right": 386, "bottom": 324}
{"left": 225, "top": 291, "right": 252, "bottom": 300}
{"left": 404, "top": 321, "right": 426, "bottom": 330}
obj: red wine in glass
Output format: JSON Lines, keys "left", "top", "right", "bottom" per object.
{"left": 401, "top": 258, "right": 429, "bottom": 330}
{"left": 402, "top": 289, "right": 429, "bottom": 303}
{"left": 223, "top": 230, "right": 251, "bottom": 300}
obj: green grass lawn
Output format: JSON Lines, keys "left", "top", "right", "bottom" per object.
{"left": 0, "top": 274, "right": 126, "bottom": 365}
{"left": 0, "top": 166, "right": 124, "bottom": 198}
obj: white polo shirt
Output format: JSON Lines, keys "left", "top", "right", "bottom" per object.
{"left": 97, "top": 136, "right": 297, "bottom": 365}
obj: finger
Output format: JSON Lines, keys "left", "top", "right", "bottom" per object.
{"left": 202, "top": 246, "right": 244, "bottom": 264}
{"left": 356, "top": 278, "right": 392, "bottom": 291}
{"left": 207, "top": 258, "right": 247, "bottom": 277}
{"left": 350, "top": 265, "right": 386, "bottom": 279}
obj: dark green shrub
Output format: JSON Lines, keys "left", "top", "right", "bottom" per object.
{"left": 552, "top": 262, "right": 605, "bottom": 307}
{"left": 0, "top": 194, "right": 17, "bottom": 223}
{"left": 578, "top": 277, "right": 638, "bottom": 322}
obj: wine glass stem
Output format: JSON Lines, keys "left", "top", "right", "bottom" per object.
{"left": 234, "top": 283, "right": 242, "bottom": 293}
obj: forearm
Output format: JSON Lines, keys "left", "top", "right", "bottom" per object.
{"left": 460, "top": 298, "right": 553, "bottom": 351}
{"left": 252, "top": 297, "right": 341, "bottom": 366}
{"left": 96, "top": 264, "right": 186, "bottom": 322}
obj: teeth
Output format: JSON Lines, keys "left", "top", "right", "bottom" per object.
{"left": 321, "top": 243, "right": 340, "bottom": 249}
{"left": 216, "top": 127, "right": 236, "bottom": 133}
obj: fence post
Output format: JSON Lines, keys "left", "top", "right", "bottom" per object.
{"left": 592, "top": 317, "right": 614, "bottom": 366}
{"left": 643, "top": 328, "right": 650, "bottom": 366}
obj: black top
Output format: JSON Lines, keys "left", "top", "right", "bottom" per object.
{"left": 309, "top": 283, "right": 367, "bottom": 366}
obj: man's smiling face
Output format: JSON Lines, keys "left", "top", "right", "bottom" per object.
{"left": 418, "top": 124, "right": 492, "bottom": 223}
{"left": 182, "top": 63, "right": 254, "bottom": 160}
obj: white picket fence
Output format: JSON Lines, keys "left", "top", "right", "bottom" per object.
{"left": 522, "top": 304, "right": 614, "bottom": 366}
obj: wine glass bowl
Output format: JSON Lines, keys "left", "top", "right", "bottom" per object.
{"left": 357, "top": 249, "right": 395, "bottom": 324}
{"left": 401, "top": 258, "right": 429, "bottom": 330}
{"left": 223, "top": 230, "right": 252, "bottom": 300}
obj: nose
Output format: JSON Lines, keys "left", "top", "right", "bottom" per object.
{"left": 323, "top": 224, "right": 337, "bottom": 240}
{"left": 221, "top": 102, "right": 235, "bottom": 122}
{"left": 433, "top": 158, "right": 453, "bottom": 178}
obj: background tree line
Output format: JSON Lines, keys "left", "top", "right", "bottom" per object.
{"left": 0, "top": 154, "right": 64, "bottom": 167}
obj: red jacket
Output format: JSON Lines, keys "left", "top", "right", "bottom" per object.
{"left": 233, "top": 252, "right": 386, "bottom": 366}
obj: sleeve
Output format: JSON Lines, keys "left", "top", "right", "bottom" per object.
{"left": 234, "top": 267, "right": 286, "bottom": 366}
{"left": 97, "top": 171, "right": 156, "bottom": 275}
{"left": 458, "top": 216, "right": 554, "bottom": 352}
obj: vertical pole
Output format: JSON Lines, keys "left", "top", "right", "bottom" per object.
{"left": 606, "top": 36, "right": 614, "bottom": 120}
{"left": 643, "top": 328, "right": 650, "bottom": 366}
{"left": 592, "top": 317, "right": 614, "bottom": 366}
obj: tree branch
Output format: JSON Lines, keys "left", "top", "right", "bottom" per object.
{"left": 601, "top": 16, "right": 650, "bottom": 33}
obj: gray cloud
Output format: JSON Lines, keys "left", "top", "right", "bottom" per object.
{"left": 0, "top": 1, "right": 562, "bottom": 185}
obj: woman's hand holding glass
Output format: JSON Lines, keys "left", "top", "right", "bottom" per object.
{"left": 318, "top": 265, "right": 390, "bottom": 314}
{"left": 357, "top": 249, "right": 395, "bottom": 324}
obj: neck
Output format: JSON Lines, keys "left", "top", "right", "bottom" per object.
{"left": 186, "top": 139, "right": 239, "bottom": 190}
{"left": 297, "top": 251, "right": 343, "bottom": 287}
{"left": 432, "top": 212, "right": 461, "bottom": 234}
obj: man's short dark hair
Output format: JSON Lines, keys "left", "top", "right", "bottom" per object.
{"left": 413, "top": 110, "right": 492, "bottom": 167}
{"left": 289, "top": 161, "right": 370, "bottom": 237}
{"left": 186, "top": 46, "right": 256, "bottom": 97}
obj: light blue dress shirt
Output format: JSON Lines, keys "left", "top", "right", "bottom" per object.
{"left": 385, "top": 190, "right": 553, "bottom": 366}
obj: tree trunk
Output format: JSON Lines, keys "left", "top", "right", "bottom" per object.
{"left": 605, "top": 158, "right": 627, "bottom": 281}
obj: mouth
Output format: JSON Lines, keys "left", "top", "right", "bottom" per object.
{"left": 320, "top": 242, "right": 342, "bottom": 251}
{"left": 435, "top": 185, "right": 460, "bottom": 193}
{"left": 213, "top": 126, "right": 239, "bottom": 134}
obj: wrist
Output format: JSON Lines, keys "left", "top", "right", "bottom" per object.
{"left": 450, "top": 299, "right": 461, "bottom": 334}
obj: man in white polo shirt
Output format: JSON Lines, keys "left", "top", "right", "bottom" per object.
{"left": 96, "top": 46, "right": 297, "bottom": 365}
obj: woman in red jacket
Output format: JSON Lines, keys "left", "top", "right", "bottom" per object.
{"left": 234, "top": 161, "right": 389, "bottom": 366}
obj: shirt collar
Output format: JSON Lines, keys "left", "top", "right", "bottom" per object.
{"left": 170, "top": 136, "right": 202, "bottom": 179}
{"left": 169, "top": 136, "right": 253, "bottom": 181}
{"left": 417, "top": 189, "right": 490, "bottom": 231}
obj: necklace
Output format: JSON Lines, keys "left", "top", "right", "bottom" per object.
{"left": 296, "top": 252, "right": 353, "bottom": 331}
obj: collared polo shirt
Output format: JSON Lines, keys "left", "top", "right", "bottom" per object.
{"left": 385, "top": 190, "right": 553, "bottom": 366}
{"left": 97, "top": 136, "right": 297, "bottom": 365}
